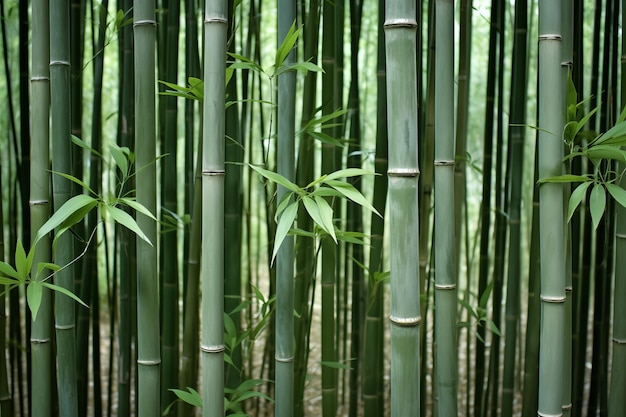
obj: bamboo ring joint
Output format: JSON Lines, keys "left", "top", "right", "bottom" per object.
{"left": 616, "top": 232, "right": 626, "bottom": 239}
{"left": 30, "top": 76, "right": 49, "bottom": 82}
{"left": 201, "top": 344, "right": 225, "bottom": 353}
{"left": 50, "top": 60, "right": 70, "bottom": 67}
{"left": 384, "top": 18, "right": 418, "bottom": 29}
{"left": 387, "top": 168, "right": 419, "bottom": 177}
{"left": 137, "top": 359, "right": 161, "bottom": 365}
{"left": 434, "top": 283, "right": 456, "bottom": 290}
{"left": 537, "top": 413, "right": 563, "bottom": 417}
{"left": 562, "top": 403, "right": 573, "bottom": 411}
{"left": 133, "top": 19, "right": 156, "bottom": 27}
{"left": 275, "top": 356, "right": 294, "bottom": 363}
{"left": 55, "top": 324, "right": 75, "bottom": 330}
{"left": 538, "top": 34, "right": 562, "bottom": 41}
{"left": 29, "top": 199, "right": 49, "bottom": 206}
{"left": 205, "top": 16, "right": 228, "bottom": 24}
{"left": 202, "top": 169, "right": 226, "bottom": 176}
{"left": 612, "top": 337, "right": 626, "bottom": 344}
{"left": 540, "top": 295, "right": 566, "bottom": 303}
{"left": 434, "top": 159, "right": 455, "bottom": 167}
{"left": 389, "top": 315, "right": 421, "bottom": 326}
{"left": 30, "top": 338, "right": 50, "bottom": 344}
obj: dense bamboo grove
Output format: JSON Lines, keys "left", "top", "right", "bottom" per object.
{"left": 2, "top": 0, "right": 626, "bottom": 416}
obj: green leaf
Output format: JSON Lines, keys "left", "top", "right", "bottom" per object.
{"left": 71, "top": 134, "right": 102, "bottom": 158}
{"left": 312, "top": 196, "right": 337, "bottom": 243}
{"left": 34, "top": 194, "right": 99, "bottom": 245}
{"left": 117, "top": 197, "right": 158, "bottom": 221}
{"left": 27, "top": 281, "right": 43, "bottom": 321}
{"left": 324, "top": 180, "right": 381, "bottom": 217}
{"left": 606, "top": 183, "right": 626, "bottom": 209}
{"left": 249, "top": 165, "right": 300, "bottom": 193}
{"left": 103, "top": 204, "right": 153, "bottom": 246}
{"left": 537, "top": 174, "right": 590, "bottom": 184}
{"left": 323, "top": 168, "right": 377, "bottom": 182}
{"left": 41, "top": 282, "right": 88, "bottom": 308}
{"left": 568, "top": 182, "right": 591, "bottom": 222}
{"left": 590, "top": 183, "right": 606, "bottom": 230}
{"left": 271, "top": 202, "right": 298, "bottom": 263}
{"left": 275, "top": 23, "right": 300, "bottom": 71}
{"left": 0, "top": 277, "right": 18, "bottom": 286}
{"left": 109, "top": 143, "right": 129, "bottom": 176}
{"left": 592, "top": 121, "right": 626, "bottom": 146}
{"left": 36, "top": 262, "right": 60, "bottom": 279}
{"left": 0, "top": 261, "right": 18, "bottom": 280}
{"left": 15, "top": 240, "right": 28, "bottom": 280}
{"left": 479, "top": 280, "right": 494, "bottom": 310}
{"left": 320, "top": 360, "right": 352, "bottom": 370}
{"left": 170, "top": 388, "right": 202, "bottom": 409}
{"left": 585, "top": 145, "right": 626, "bottom": 164}
{"left": 50, "top": 171, "right": 96, "bottom": 196}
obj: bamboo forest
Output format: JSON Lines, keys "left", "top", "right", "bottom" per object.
{"left": 3, "top": 0, "right": 626, "bottom": 416}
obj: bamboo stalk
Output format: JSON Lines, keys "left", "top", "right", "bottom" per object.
{"left": 537, "top": 1, "right": 566, "bottom": 413}
{"left": 134, "top": 1, "right": 160, "bottom": 415}
{"left": 201, "top": 0, "right": 227, "bottom": 414}
{"left": 384, "top": 1, "right": 421, "bottom": 414}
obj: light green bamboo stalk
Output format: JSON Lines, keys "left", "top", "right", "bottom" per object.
{"left": 201, "top": 0, "right": 227, "bottom": 415}
{"left": 433, "top": 0, "right": 457, "bottom": 414}
{"left": 49, "top": 1, "right": 78, "bottom": 416}
{"left": 501, "top": 0, "right": 528, "bottom": 415}
{"left": 384, "top": 1, "right": 421, "bottom": 415}
{"left": 537, "top": 1, "right": 566, "bottom": 414}
{"left": 134, "top": 1, "right": 160, "bottom": 416}
{"left": 275, "top": 3, "right": 296, "bottom": 417}
{"left": 30, "top": 0, "right": 52, "bottom": 415}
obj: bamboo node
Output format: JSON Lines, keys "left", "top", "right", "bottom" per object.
{"left": 539, "top": 295, "right": 566, "bottom": 303}
{"left": 387, "top": 168, "right": 419, "bottom": 177}
{"left": 434, "top": 283, "right": 456, "bottom": 290}
{"left": 201, "top": 344, "right": 225, "bottom": 353}
{"left": 205, "top": 16, "right": 228, "bottom": 24}
{"left": 30, "top": 338, "right": 50, "bottom": 344}
{"left": 621, "top": 55, "right": 626, "bottom": 63}
{"left": 384, "top": 18, "right": 418, "bottom": 29}
{"left": 137, "top": 359, "right": 161, "bottom": 365}
{"left": 565, "top": 285, "right": 573, "bottom": 293}
{"left": 275, "top": 355, "right": 294, "bottom": 363}
{"left": 55, "top": 324, "right": 75, "bottom": 330}
{"left": 561, "top": 60, "right": 573, "bottom": 68}
{"left": 29, "top": 199, "right": 49, "bottom": 206}
{"left": 537, "top": 412, "right": 562, "bottom": 417}
{"left": 389, "top": 315, "right": 421, "bottom": 326}
{"left": 202, "top": 169, "right": 226, "bottom": 176}
{"left": 616, "top": 232, "right": 626, "bottom": 239}
{"left": 133, "top": 19, "right": 157, "bottom": 27}
{"left": 50, "top": 60, "right": 70, "bottom": 67}
{"left": 433, "top": 159, "right": 455, "bottom": 166}
{"left": 30, "top": 76, "right": 49, "bottom": 82}
{"left": 538, "top": 34, "right": 562, "bottom": 41}
{"left": 612, "top": 337, "right": 626, "bottom": 344}
{"left": 562, "top": 403, "right": 573, "bottom": 411}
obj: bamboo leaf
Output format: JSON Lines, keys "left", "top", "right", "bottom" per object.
{"left": 606, "top": 183, "right": 626, "bottom": 209}
{"left": 324, "top": 180, "right": 381, "bottom": 217}
{"left": 0, "top": 261, "right": 18, "bottom": 280}
{"left": 117, "top": 197, "right": 158, "bottom": 221}
{"left": 109, "top": 143, "right": 129, "bottom": 176}
{"left": 41, "top": 282, "right": 88, "bottom": 308}
{"left": 313, "top": 196, "right": 337, "bottom": 242}
{"left": 103, "top": 204, "right": 153, "bottom": 246}
{"left": 320, "top": 361, "right": 352, "bottom": 370}
{"left": 15, "top": 240, "right": 28, "bottom": 280}
{"left": 568, "top": 181, "right": 591, "bottom": 221}
{"left": 275, "top": 23, "right": 300, "bottom": 70}
{"left": 27, "top": 281, "right": 43, "bottom": 321}
{"left": 34, "top": 194, "right": 99, "bottom": 245}
{"left": 250, "top": 164, "right": 301, "bottom": 193}
{"left": 271, "top": 202, "right": 298, "bottom": 263}
{"left": 590, "top": 183, "right": 606, "bottom": 230}
{"left": 323, "top": 168, "right": 377, "bottom": 182}
{"left": 585, "top": 145, "right": 626, "bottom": 164}
{"left": 170, "top": 388, "right": 203, "bottom": 409}
{"left": 36, "top": 262, "right": 60, "bottom": 279}
{"left": 537, "top": 174, "right": 590, "bottom": 184}
{"left": 71, "top": 134, "right": 102, "bottom": 158}
{"left": 0, "top": 277, "right": 18, "bottom": 286}
{"left": 50, "top": 170, "right": 97, "bottom": 196}
{"left": 591, "top": 120, "right": 626, "bottom": 146}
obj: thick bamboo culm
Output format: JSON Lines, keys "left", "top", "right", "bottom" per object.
{"left": 134, "top": 1, "right": 160, "bottom": 416}
{"left": 537, "top": 1, "right": 566, "bottom": 415}
{"left": 201, "top": 0, "right": 227, "bottom": 415}
{"left": 384, "top": 1, "right": 421, "bottom": 415}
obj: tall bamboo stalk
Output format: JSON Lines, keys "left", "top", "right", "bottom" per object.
{"left": 134, "top": 1, "right": 160, "bottom": 415}
{"left": 537, "top": 1, "right": 566, "bottom": 414}
{"left": 49, "top": 0, "right": 78, "bottom": 415}
{"left": 30, "top": 0, "right": 52, "bottom": 415}
{"left": 384, "top": 1, "right": 421, "bottom": 415}
{"left": 275, "top": 1, "right": 296, "bottom": 416}
{"left": 201, "top": 0, "right": 227, "bottom": 415}
{"left": 433, "top": 0, "right": 457, "bottom": 414}
{"left": 501, "top": 0, "right": 528, "bottom": 415}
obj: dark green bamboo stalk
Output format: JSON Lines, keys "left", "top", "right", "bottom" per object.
{"left": 501, "top": 1, "right": 528, "bottom": 415}
{"left": 321, "top": 0, "right": 338, "bottom": 413}
{"left": 433, "top": 0, "right": 457, "bottom": 414}
{"left": 134, "top": 1, "right": 160, "bottom": 415}
{"left": 0, "top": 172, "right": 8, "bottom": 416}
{"left": 384, "top": 1, "right": 421, "bottom": 415}
{"left": 159, "top": 1, "right": 180, "bottom": 413}
{"left": 201, "top": 0, "right": 227, "bottom": 414}
{"left": 362, "top": 2, "right": 387, "bottom": 414}
{"left": 30, "top": 0, "right": 52, "bottom": 415}
{"left": 275, "top": 2, "right": 296, "bottom": 417}
{"left": 537, "top": 1, "right": 566, "bottom": 413}
{"left": 49, "top": 0, "right": 78, "bottom": 415}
